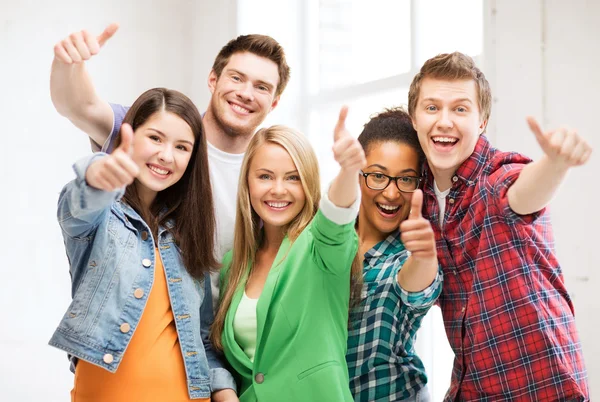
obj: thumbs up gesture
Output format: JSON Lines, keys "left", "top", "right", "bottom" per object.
{"left": 54, "top": 23, "right": 119, "bottom": 64}
{"left": 527, "top": 116, "right": 592, "bottom": 169}
{"left": 86, "top": 123, "right": 140, "bottom": 191}
{"left": 399, "top": 190, "right": 436, "bottom": 261}
{"left": 332, "top": 106, "right": 366, "bottom": 173}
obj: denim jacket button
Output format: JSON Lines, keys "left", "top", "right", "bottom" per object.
{"left": 141, "top": 231, "right": 149, "bottom": 241}
{"left": 103, "top": 353, "right": 114, "bottom": 364}
{"left": 134, "top": 288, "right": 144, "bottom": 299}
{"left": 142, "top": 258, "right": 152, "bottom": 268}
{"left": 255, "top": 373, "right": 265, "bottom": 384}
{"left": 120, "top": 323, "right": 131, "bottom": 333}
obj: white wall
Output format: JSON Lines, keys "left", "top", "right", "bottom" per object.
{"left": 487, "top": 0, "right": 599, "bottom": 397}
{"left": 0, "top": 1, "right": 224, "bottom": 400}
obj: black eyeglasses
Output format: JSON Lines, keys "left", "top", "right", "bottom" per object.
{"left": 360, "top": 171, "right": 422, "bottom": 193}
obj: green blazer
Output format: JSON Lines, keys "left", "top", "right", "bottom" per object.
{"left": 220, "top": 210, "right": 358, "bottom": 402}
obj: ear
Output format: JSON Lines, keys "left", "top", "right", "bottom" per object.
{"left": 207, "top": 70, "right": 218, "bottom": 94}
{"left": 479, "top": 119, "right": 488, "bottom": 135}
{"left": 411, "top": 116, "right": 418, "bottom": 131}
{"left": 269, "top": 95, "right": 280, "bottom": 112}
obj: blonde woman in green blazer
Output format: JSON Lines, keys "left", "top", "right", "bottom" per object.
{"left": 211, "top": 107, "right": 365, "bottom": 402}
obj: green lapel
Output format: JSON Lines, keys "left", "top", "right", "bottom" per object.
{"left": 223, "top": 275, "right": 253, "bottom": 374}
{"left": 254, "top": 236, "right": 291, "bottom": 360}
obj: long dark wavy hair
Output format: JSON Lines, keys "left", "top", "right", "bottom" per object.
{"left": 114, "top": 87, "right": 217, "bottom": 278}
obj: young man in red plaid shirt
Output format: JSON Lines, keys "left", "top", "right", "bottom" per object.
{"left": 408, "top": 52, "right": 591, "bottom": 401}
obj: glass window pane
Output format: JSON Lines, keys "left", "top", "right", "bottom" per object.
{"left": 414, "top": 0, "right": 483, "bottom": 65}
{"left": 317, "top": 0, "right": 412, "bottom": 91}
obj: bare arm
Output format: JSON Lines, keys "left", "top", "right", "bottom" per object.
{"left": 397, "top": 190, "right": 439, "bottom": 292}
{"left": 328, "top": 106, "right": 366, "bottom": 207}
{"left": 51, "top": 24, "right": 119, "bottom": 147}
{"left": 507, "top": 117, "right": 593, "bottom": 215}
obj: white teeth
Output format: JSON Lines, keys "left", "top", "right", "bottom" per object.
{"left": 377, "top": 203, "right": 399, "bottom": 211}
{"left": 432, "top": 137, "right": 457, "bottom": 143}
{"left": 231, "top": 103, "right": 250, "bottom": 113}
{"left": 149, "top": 165, "right": 169, "bottom": 175}
{"left": 267, "top": 202, "right": 290, "bottom": 208}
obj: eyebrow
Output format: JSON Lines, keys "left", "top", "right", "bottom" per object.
{"left": 365, "top": 165, "right": 419, "bottom": 175}
{"left": 421, "top": 97, "right": 473, "bottom": 104}
{"left": 229, "top": 69, "right": 276, "bottom": 91}
{"left": 147, "top": 128, "right": 194, "bottom": 147}
{"left": 256, "top": 168, "right": 299, "bottom": 175}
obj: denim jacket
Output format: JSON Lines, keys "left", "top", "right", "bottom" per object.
{"left": 49, "top": 153, "right": 236, "bottom": 399}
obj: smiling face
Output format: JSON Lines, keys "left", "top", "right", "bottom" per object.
{"left": 359, "top": 141, "right": 421, "bottom": 239}
{"left": 248, "top": 142, "right": 306, "bottom": 235}
{"left": 208, "top": 52, "right": 280, "bottom": 138}
{"left": 131, "top": 110, "right": 195, "bottom": 206}
{"left": 411, "top": 77, "right": 487, "bottom": 190}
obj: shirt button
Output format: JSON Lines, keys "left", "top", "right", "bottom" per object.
{"left": 448, "top": 198, "right": 455, "bottom": 204}
{"left": 141, "top": 231, "right": 149, "bottom": 241}
{"left": 103, "top": 353, "right": 114, "bottom": 364}
{"left": 461, "top": 306, "right": 466, "bottom": 312}
{"left": 120, "top": 323, "right": 131, "bottom": 333}
{"left": 142, "top": 258, "right": 152, "bottom": 268}
{"left": 452, "top": 175, "right": 459, "bottom": 182}
{"left": 467, "top": 180, "right": 474, "bottom": 185}
{"left": 453, "top": 270, "right": 457, "bottom": 275}
{"left": 255, "top": 373, "right": 265, "bottom": 384}
{"left": 134, "top": 288, "right": 144, "bottom": 299}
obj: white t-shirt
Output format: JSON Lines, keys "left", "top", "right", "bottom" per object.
{"left": 434, "top": 180, "right": 451, "bottom": 228}
{"left": 207, "top": 141, "right": 245, "bottom": 309}
{"left": 233, "top": 292, "right": 259, "bottom": 362}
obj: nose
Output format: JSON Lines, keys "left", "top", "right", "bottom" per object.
{"left": 436, "top": 108, "right": 453, "bottom": 131}
{"left": 158, "top": 145, "right": 174, "bottom": 164}
{"left": 236, "top": 81, "right": 255, "bottom": 102}
{"left": 270, "top": 179, "right": 288, "bottom": 196}
{"left": 382, "top": 181, "right": 401, "bottom": 199}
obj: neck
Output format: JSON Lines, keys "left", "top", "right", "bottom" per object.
{"left": 430, "top": 166, "right": 456, "bottom": 192}
{"left": 261, "top": 223, "right": 286, "bottom": 253}
{"left": 135, "top": 181, "right": 156, "bottom": 210}
{"left": 203, "top": 106, "right": 253, "bottom": 154}
{"left": 356, "top": 209, "right": 388, "bottom": 254}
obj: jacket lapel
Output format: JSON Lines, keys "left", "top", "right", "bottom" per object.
{"left": 255, "top": 236, "right": 291, "bottom": 358}
{"left": 223, "top": 282, "right": 253, "bottom": 373}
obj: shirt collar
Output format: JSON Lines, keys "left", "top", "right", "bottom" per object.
{"left": 363, "top": 231, "right": 406, "bottom": 268}
{"left": 422, "top": 134, "right": 491, "bottom": 194}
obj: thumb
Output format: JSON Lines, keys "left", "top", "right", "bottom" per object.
{"left": 408, "top": 189, "right": 423, "bottom": 220}
{"left": 334, "top": 105, "right": 349, "bottom": 142}
{"left": 117, "top": 123, "right": 134, "bottom": 156}
{"left": 97, "top": 23, "right": 119, "bottom": 47}
{"left": 526, "top": 116, "right": 548, "bottom": 149}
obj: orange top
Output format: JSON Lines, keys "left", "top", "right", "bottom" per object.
{"left": 71, "top": 249, "right": 210, "bottom": 402}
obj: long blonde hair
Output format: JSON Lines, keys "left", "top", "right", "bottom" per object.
{"left": 211, "top": 126, "right": 320, "bottom": 350}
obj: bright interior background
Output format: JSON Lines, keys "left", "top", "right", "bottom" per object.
{"left": 1, "top": 0, "right": 597, "bottom": 400}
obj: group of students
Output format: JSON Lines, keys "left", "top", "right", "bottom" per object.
{"left": 48, "top": 23, "right": 591, "bottom": 402}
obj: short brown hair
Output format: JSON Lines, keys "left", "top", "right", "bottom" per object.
{"left": 408, "top": 52, "right": 492, "bottom": 125}
{"left": 212, "top": 34, "right": 291, "bottom": 98}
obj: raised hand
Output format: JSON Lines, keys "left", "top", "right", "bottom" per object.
{"left": 332, "top": 106, "right": 366, "bottom": 173}
{"left": 54, "top": 23, "right": 119, "bottom": 64}
{"left": 527, "top": 116, "right": 592, "bottom": 169}
{"left": 85, "top": 123, "right": 139, "bottom": 191}
{"left": 399, "top": 190, "right": 436, "bottom": 261}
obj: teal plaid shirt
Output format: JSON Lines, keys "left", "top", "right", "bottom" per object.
{"left": 347, "top": 232, "right": 442, "bottom": 402}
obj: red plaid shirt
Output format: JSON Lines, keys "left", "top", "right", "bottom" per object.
{"left": 423, "top": 135, "right": 589, "bottom": 402}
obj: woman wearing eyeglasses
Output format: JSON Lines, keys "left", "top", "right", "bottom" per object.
{"left": 347, "top": 107, "right": 442, "bottom": 402}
